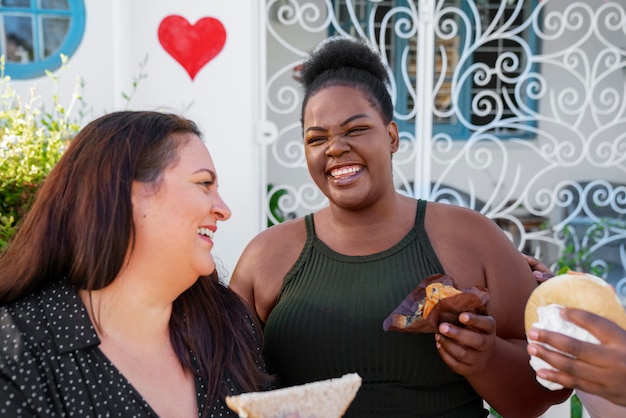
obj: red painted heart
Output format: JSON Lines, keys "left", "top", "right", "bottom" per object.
{"left": 158, "top": 15, "right": 227, "bottom": 80}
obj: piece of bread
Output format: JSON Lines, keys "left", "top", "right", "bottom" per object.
{"left": 225, "top": 373, "right": 362, "bottom": 418}
{"left": 524, "top": 271, "right": 626, "bottom": 333}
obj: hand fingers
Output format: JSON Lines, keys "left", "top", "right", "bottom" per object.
{"left": 436, "top": 313, "right": 495, "bottom": 352}
{"left": 436, "top": 329, "right": 492, "bottom": 376}
{"left": 527, "top": 341, "right": 618, "bottom": 396}
{"left": 528, "top": 325, "right": 626, "bottom": 389}
{"left": 560, "top": 308, "right": 626, "bottom": 344}
{"left": 457, "top": 312, "right": 496, "bottom": 334}
{"left": 533, "top": 270, "right": 553, "bottom": 283}
{"left": 527, "top": 328, "right": 601, "bottom": 365}
{"left": 435, "top": 332, "right": 473, "bottom": 373}
{"left": 528, "top": 310, "right": 626, "bottom": 364}
{"left": 522, "top": 254, "right": 555, "bottom": 281}
{"left": 436, "top": 316, "right": 495, "bottom": 374}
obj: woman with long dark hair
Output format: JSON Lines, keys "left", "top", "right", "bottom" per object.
{"left": 0, "top": 111, "right": 270, "bottom": 417}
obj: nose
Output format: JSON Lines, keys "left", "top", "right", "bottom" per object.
{"left": 325, "top": 134, "right": 350, "bottom": 157}
{"left": 212, "top": 192, "right": 232, "bottom": 221}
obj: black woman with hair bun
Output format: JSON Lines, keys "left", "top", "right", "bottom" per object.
{"left": 231, "top": 37, "right": 570, "bottom": 417}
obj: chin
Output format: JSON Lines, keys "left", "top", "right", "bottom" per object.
{"left": 194, "top": 258, "right": 216, "bottom": 278}
{"left": 204, "top": 260, "right": 217, "bottom": 276}
{"left": 195, "top": 252, "right": 217, "bottom": 276}
{"left": 203, "top": 263, "right": 216, "bottom": 277}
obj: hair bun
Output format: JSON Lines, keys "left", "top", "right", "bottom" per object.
{"left": 300, "top": 36, "right": 390, "bottom": 88}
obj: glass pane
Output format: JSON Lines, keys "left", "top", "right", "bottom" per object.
{"left": 40, "top": 0, "right": 69, "bottom": 10}
{"left": 42, "top": 15, "right": 69, "bottom": 57}
{"left": 1, "top": 0, "right": 31, "bottom": 7}
{"left": 3, "top": 15, "right": 33, "bottom": 62}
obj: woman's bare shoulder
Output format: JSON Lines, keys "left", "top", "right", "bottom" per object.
{"left": 246, "top": 217, "right": 306, "bottom": 251}
{"left": 426, "top": 200, "right": 490, "bottom": 220}
{"left": 425, "top": 201, "right": 498, "bottom": 238}
{"left": 230, "top": 217, "right": 307, "bottom": 319}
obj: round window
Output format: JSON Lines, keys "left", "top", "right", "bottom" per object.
{"left": 1, "top": 0, "right": 85, "bottom": 79}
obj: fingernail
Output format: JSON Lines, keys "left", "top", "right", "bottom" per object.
{"left": 528, "top": 345, "right": 537, "bottom": 355}
{"left": 528, "top": 330, "right": 539, "bottom": 340}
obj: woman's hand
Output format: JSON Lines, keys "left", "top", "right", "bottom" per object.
{"left": 435, "top": 312, "right": 496, "bottom": 376}
{"left": 522, "top": 254, "right": 554, "bottom": 283}
{"left": 527, "top": 307, "right": 626, "bottom": 407}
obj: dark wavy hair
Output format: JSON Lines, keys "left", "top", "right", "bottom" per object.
{"left": 0, "top": 111, "right": 270, "bottom": 411}
{"left": 299, "top": 36, "right": 394, "bottom": 125}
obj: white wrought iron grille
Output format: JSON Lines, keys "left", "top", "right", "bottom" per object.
{"left": 258, "top": 0, "right": 626, "bottom": 302}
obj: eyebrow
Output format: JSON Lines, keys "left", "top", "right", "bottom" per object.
{"left": 304, "top": 113, "right": 373, "bottom": 133}
{"left": 193, "top": 168, "right": 216, "bottom": 180}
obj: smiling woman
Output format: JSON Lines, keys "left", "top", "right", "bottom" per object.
{"left": 229, "top": 36, "right": 572, "bottom": 418}
{"left": 0, "top": 111, "right": 271, "bottom": 417}
{"left": 302, "top": 85, "right": 398, "bottom": 209}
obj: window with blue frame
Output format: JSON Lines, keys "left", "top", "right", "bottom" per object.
{"left": 331, "top": 0, "right": 540, "bottom": 139}
{"left": 0, "top": 0, "right": 85, "bottom": 79}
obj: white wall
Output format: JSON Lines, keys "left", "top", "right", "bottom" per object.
{"left": 111, "top": 0, "right": 262, "bottom": 277}
{"left": 8, "top": 0, "right": 261, "bottom": 277}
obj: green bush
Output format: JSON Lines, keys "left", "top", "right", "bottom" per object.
{"left": 0, "top": 54, "right": 83, "bottom": 250}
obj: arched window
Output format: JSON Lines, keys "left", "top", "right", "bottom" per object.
{"left": 0, "top": 0, "right": 85, "bottom": 79}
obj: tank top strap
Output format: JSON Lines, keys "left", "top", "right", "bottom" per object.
{"left": 277, "top": 214, "right": 317, "bottom": 299}
{"left": 304, "top": 212, "right": 316, "bottom": 239}
{"left": 415, "top": 198, "right": 427, "bottom": 232}
{"left": 414, "top": 199, "right": 445, "bottom": 273}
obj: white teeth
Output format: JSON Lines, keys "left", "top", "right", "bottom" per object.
{"left": 330, "top": 166, "right": 361, "bottom": 177}
{"left": 197, "top": 227, "right": 214, "bottom": 239}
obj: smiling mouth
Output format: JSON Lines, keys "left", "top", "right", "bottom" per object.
{"left": 197, "top": 227, "right": 214, "bottom": 239}
{"left": 329, "top": 165, "right": 362, "bottom": 179}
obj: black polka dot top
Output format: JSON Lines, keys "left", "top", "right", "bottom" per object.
{"left": 0, "top": 279, "right": 247, "bottom": 417}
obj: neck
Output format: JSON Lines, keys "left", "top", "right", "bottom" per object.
{"left": 327, "top": 192, "right": 411, "bottom": 228}
{"left": 316, "top": 194, "right": 416, "bottom": 255}
{"left": 80, "top": 278, "right": 173, "bottom": 345}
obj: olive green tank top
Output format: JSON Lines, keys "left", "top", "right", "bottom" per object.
{"left": 263, "top": 199, "right": 487, "bottom": 417}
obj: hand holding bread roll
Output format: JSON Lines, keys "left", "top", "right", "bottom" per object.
{"left": 525, "top": 271, "right": 626, "bottom": 415}
{"left": 524, "top": 271, "right": 626, "bottom": 389}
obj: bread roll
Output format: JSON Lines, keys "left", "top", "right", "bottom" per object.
{"left": 524, "top": 271, "right": 626, "bottom": 333}
{"left": 525, "top": 271, "right": 626, "bottom": 391}
{"left": 225, "top": 373, "right": 362, "bottom": 418}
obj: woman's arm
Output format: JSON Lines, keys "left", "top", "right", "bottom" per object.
{"left": 432, "top": 208, "right": 571, "bottom": 417}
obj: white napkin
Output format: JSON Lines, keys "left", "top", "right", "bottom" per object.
{"left": 527, "top": 304, "right": 599, "bottom": 390}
